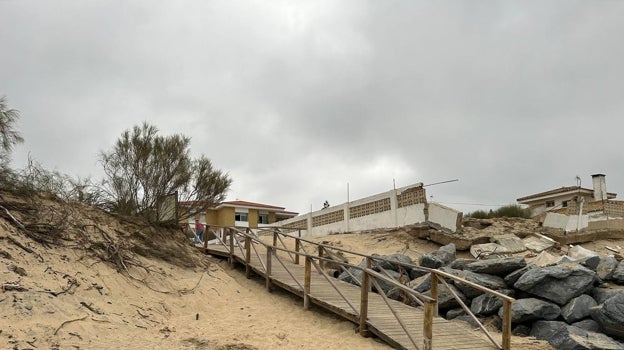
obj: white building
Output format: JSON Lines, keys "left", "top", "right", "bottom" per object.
{"left": 517, "top": 174, "right": 617, "bottom": 217}
{"left": 274, "top": 183, "right": 463, "bottom": 236}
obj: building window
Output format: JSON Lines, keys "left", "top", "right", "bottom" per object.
{"left": 258, "top": 213, "right": 269, "bottom": 224}
{"left": 562, "top": 201, "right": 568, "bottom": 208}
{"left": 546, "top": 201, "right": 555, "bottom": 208}
{"left": 235, "top": 212, "right": 248, "bottom": 222}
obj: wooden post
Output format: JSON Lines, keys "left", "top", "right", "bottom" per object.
{"left": 359, "top": 257, "right": 371, "bottom": 336}
{"left": 229, "top": 228, "right": 235, "bottom": 267}
{"left": 245, "top": 236, "right": 251, "bottom": 278}
{"left": 273, "top": 231, "right": 278, "bottom": 247}
{"left": 294, "top": 238, "right": 301, "bottom": 265}
{"left": 304, "top": 256, "right": 311, "bottom": 310}
{"left": 203, "top": 225, "right": 209, "bottom": 250}
{"left": 502, "top": 299, "right": 512, "bottom": 350}
{"left": 265, "top": 246, "right": 273, "bottom": 292}
{"left": 430, "top": 272, "right": 439, "bottom": 317}
{"left": 423, "top": 300, "right": 434, "bottom": 350}
{"left": 318, "top": 246, "right": 325, "bottom": 271}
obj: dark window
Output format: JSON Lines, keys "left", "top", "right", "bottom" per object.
{"left": 258, "top": 213, "right": 269, "bottom": 224}
{"left": 546, "top": 201, "right": 555, "bottom": 208}
{"left": 235, "top": 212, "right": 248, "bottom": 222}
{"left": 562, "top": 201, "right": 568, "bottom": 208}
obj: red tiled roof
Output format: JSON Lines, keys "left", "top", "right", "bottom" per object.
{"left": 219, "top": 200, "right": 286, "bottom": 210}
{"left": 517, "top": 186, "right": 589, "bottom": 202}
{"left": 517, "top": 186, "right": 616, "bottom": 202}
{"left": 179, "top": 199, "right": 298, "bottom": 215}
{"left": 276, "top": 210, "right": 299, "bottom": 216}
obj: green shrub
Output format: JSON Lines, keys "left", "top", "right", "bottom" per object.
{"left": 466, "top": 210, "right": 490, "bottom": 219}
{"left": 466, "top": 205, "right": 530, "bottom": 219}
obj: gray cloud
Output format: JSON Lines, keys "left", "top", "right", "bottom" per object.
{"left": 2, "top": 0, "right": 624, "bottom": 214}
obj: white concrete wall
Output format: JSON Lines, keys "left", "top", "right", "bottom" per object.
{"left": 349, "top": 211, "right": 397, "bottom": 231}
{"left": 543, "top": 212, "right": 589, "bottom": 232}
{"left": 273, "top": 183, "right": 427, "bottom": 236}
{"left": 543, "top": 213, "right": 569, "bottom": 230}
{"left": 427, "top": 203, "right": 461, "bottom": 232}
{"left": 564, "top": 215, "right": 589, "bottom": 232}
{"left": 310, "top": 221, "right": 345, "bottom": 236}
{"left": 397, "top": 204, "right": 426, "bottom": 226}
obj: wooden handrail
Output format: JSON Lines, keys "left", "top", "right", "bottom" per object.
{"left": 364, "top": 268, "right": 435, "bottom": 304}
{"left": 423, "top": 300, "right": 434, "bottom": 350}
{"left": 294, "top": 238, "right": 301, "bottom": 265}
{"left": 304, "top": 256, "right": 311, "bottom": 310}
{"left": 370, "top": 277, "right": 420, "bottom": 350}
{"left": 432, "top": 270, "right": 515, "bottom": 302}
{"left": 208, "top": 226, "right": 514, "bottom": 349}
{"left": 359, "top": 257, "right": 371, "bottom": 335}
{"left": 437, "top": 277, "right": 502, "bottom": 350}
{"left": 244, "top": 236, "right": 252, "bottom": 278}
{"left": 502, "top": 300, "right": 512, "bottom": 350}
{"left": 266, "top": 246, "right": 273, "bottom": 291}
{"left": 275, "top": 232, "right": 296, "bottom": 263}
{"left": 299, "top": 245, "right": 360, "bottom": 315}
{"left": 272, "top": 250, "right": 304, "bottom": 291}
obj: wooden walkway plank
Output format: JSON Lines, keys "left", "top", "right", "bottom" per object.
{"left": 206, "top": 243, "right": 497, "bottom": 350}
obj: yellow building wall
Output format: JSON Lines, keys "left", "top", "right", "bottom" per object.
{"left": 205, "top": 210, "right": 218, "bottom": 226}
{"left": 248, "top": 209, "right": 258, "bottom": 228}
{"left": 268, "top": 212, "right": 276, "bottom": 224}
{"left": 217, "top": 207, "right": 235, "bottom": 226}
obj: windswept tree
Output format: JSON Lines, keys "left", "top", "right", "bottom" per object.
{"left": 0, "top": 96, "right": 24, "bottom": 166}
{"left": 100, "top": 122, "right": 231, "bottom": 220}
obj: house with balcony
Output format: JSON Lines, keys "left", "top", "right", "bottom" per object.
{"left": 517, "top": 174, "right": 617, "bottom": 217}
{"left": 181, "top": 200, "right": 298, "bottom": 229}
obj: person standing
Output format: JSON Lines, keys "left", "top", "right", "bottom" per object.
{"left": 195, "top": 219, "right": 205, "bottom": 243}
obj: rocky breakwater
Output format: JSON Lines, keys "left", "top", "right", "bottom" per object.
{"left": 337, "top": 243, "right": 624, "bottom": 350}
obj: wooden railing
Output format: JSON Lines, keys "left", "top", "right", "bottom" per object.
{"left": 202, "top": 225, "right": 514, "bottom": 350}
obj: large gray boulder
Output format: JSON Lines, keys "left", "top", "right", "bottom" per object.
{"left": 373, "top": 253, "right": 413, "bottom": 272}
{"left": 531, "top": 320, "right": 624, "bottom": 350}
{"left": 613, "top": 260, "right": 624, "bottom": 285}
{"left": 433, "top": 243, "right": 456, "bottom": 265}
{"left": 471, "top": 293, "right": 503, "bottom": 316}
{"left": 561, "top": 294, "right": 598, "bottom": 324}
{"left": 590, "top": 293, "right": 624, "bottom": 340}
{"left": 419, "top": 243, "right": 457, "bottom": 269}
{"left": 592, "top": 287, "right": 624, "bottom": 304}
{"left": 419, "top": 254, "right": 445, "bottom": 269}
{"left": 426, "top": 283, "right": 467, "bottom": 310}
{"left": 465, "top": 257, "right": 527, "bottom": 276}
{"left": 504, "top": 265, "right": 536, "bottom": 286}
{"left": 500, "top": 298, "right": 560, "bottom": 324}
{"left": 597, "top": 256, "right": 619, "bottom": 282}
{"left": 454, "top": 270, "right": 508, "bottom": 299}
{"left": 578, "top": 255, "right": 601, "bottom": 271}
{"left": 512, "top": 324, "right": 532, "bottom": 337}
{"left": 372, "top": 269, "right": 403, "bottom": 295}
{"left": 338, "top": 258, "right": 366, "bottom": 285}
{"left": 572, "top": 319, "right": 602, "bottom": 333}
{"left": 448, "top": 258, "right": 476, "bottom": 270}
{"left": 445, "top": 308, "right": 466, "bottom": 320}
{"left": 408, "top": 273, "right": 431, "bottom": 293}
{"left": 409, "top": 267, "right": 428, "bottom": 280}
{"left": 514, "top": 263, "right": 596, "bottom": 305}
{"left": 438, "top": 266, "right": 463, "bottom": 279}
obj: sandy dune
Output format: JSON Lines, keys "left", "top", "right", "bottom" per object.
{"left": 3, "top": 194, "right": 606, "bottom": 349}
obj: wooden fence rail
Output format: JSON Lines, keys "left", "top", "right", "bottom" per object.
{"left": 202, "top": 225, "right": 513, "bottom": 350}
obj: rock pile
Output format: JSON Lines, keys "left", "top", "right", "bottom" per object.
{"left": 338, "top": 243, "right": 624, "bottom": 350}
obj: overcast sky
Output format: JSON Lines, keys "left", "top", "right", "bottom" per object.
{"left": 2, "top": 1, "right": 624, "bottom": 215}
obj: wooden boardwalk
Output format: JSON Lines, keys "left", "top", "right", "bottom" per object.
{"left": 206, "top": 242, "right": 498, "bottom": 350}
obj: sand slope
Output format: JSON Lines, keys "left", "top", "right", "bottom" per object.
{"left": 0, "top": 193, "right": 573, "bottom": 349}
